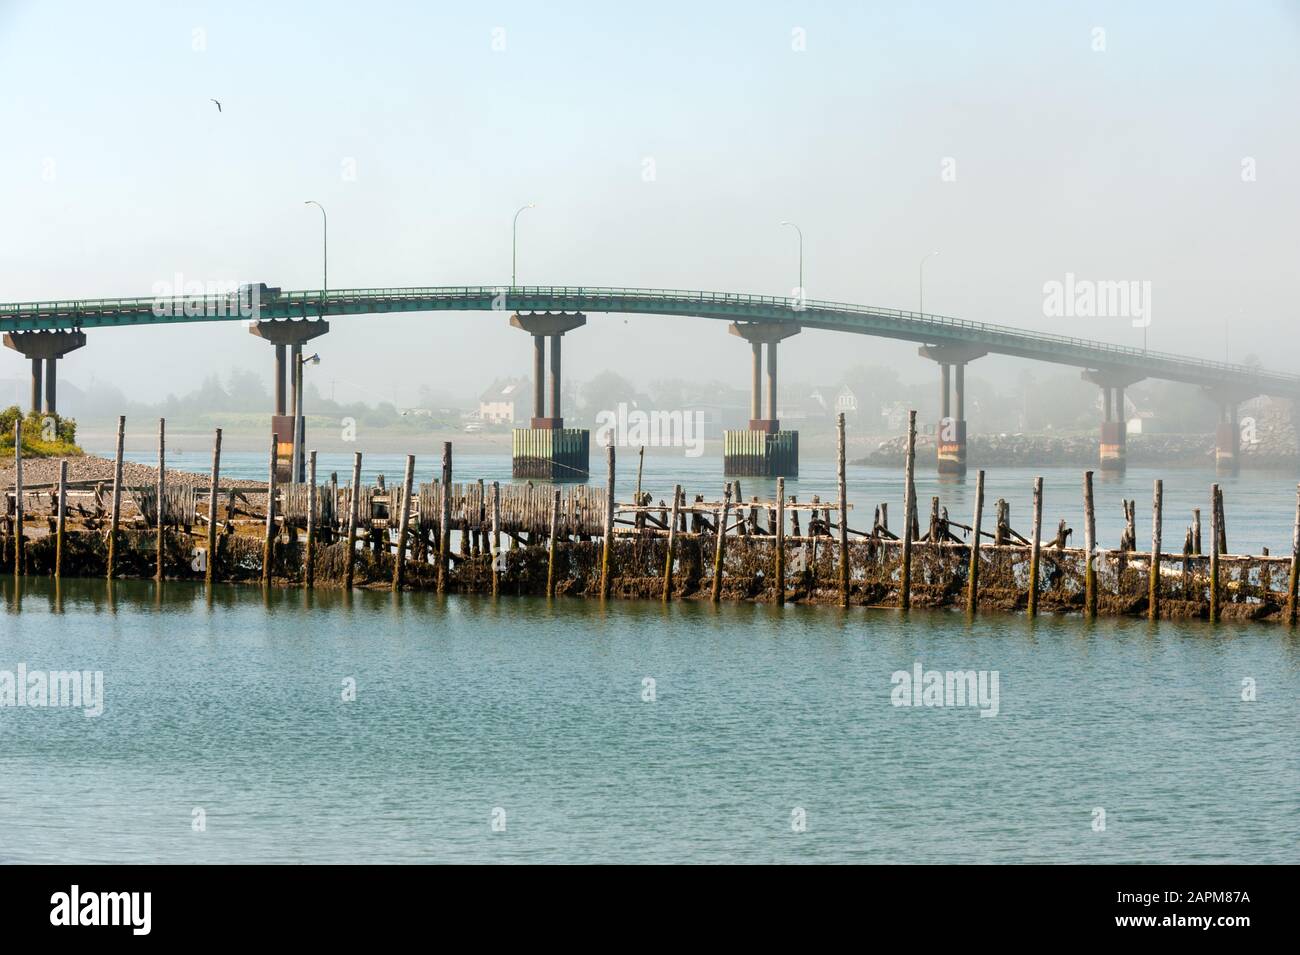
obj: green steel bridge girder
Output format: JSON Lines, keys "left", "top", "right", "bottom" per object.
{"left": 1, "top": 285, "right": 1296, "bottom": 398}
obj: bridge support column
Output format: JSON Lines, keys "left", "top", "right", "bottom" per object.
{"left": 274, "top": 344, "right": 287, "bottom": 416}
{"left": 1082, "top": 368, "right": 1145, "bottom": 473}
{"left": 1202, "top": 385, "right": 1256, "bottom": 474}
{"left": 3, "top": 330, "right": 88, "bottom": 416}
{"left": 1215, "top": 403, "right": 1239, "bottom": 473}
{"left": 250, "top": 319, "right": 329, "bottom": 481}
{"left": 725, "top": 322, "right": 801, "bottom": 477}
{"left": 509, "top": 312, "right": 588, "bottom": 479}
{"left": 30, "top": 358, "right": 42, "bottom": 413}
{"left": 919, "top": 345, "right": 986, "bottom": 475}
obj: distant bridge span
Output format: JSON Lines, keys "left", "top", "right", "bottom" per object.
{"left": 3, "top": 284, "right": 1295, "bottom": 397}
{"left": 3, "top": 284, "right": 1292, "bottom": 477}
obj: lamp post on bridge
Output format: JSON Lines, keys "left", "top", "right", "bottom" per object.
{"left": 918, "top": 250, "right": 940, "bottom": 315}
{"left": 304, "top": 200, "right": 327, "bottom": 312}
{"left": 292, "top": 353, "right": 322, "bottom": 485}
{"left": 512, "top": 203, "right": 536, "bottom": 288}
{"left": 780, "top": 220, "right": 804, "bottom": 299}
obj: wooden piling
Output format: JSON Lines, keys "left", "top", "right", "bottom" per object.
{"left": 344, "top": 452, "right": 362, "bottom": 589}
{"left": 966, "top": 469, "right": 985, "bottom": 614}
{"left": 1083, "top": 470, "right": 1097, "bottom": 619}
{"left": 1149, "top": 479, "right": 1163, "bottom": 621}
{"left": 490, "top": 481, "right": 501, "bottom": 597}
{"left": 305, "top": 450, "right": 319, "bottom": 589}
{"left": 11, "top": 420, "right": 22, "bottom": 575}
{"left": 662, "top": 484, "right": 681, "bottom": 601}
{"left": 1027, "top": 476, "right": 1043, "bottom": 617}
{"left": 156, "top": 417, "right": 166, "bottom": 582}
{"left": 900, "top": 409, "right": 917, "bottom": 610}
{"left": 1287, "top": 484, "right": 1300, "bottom": 626}
{"left": 546, "top": 488, "right": 561, "bottom": 597}
{"left": 1209, "top": 484, "right": 1221, "bottom": 623}
{"left": 1216, "top": 486, "right": 1228, "bottom": 555}
{"left": 711, "top": 482, "right": 732, "bottom": 602}
{"left": 437, "top": 442, "right": 452, "bottom": 595}
{"left": 391, "top": 453, "right": 414, "bottom": 592}
{"left": 262, "top": 434, "right": 277, "bottom": 585}
{"left": 329, "top": 471, "right": 339, "bottom": 543}
{"left": 107, "top": 416, "right": 125, "bottom": 580}
{"left": 634, "top": 444, "right": 644, "bottom": 505}
{"left": 1192, "top": 508, "right": 1201, "bottom": 555}
{"left": 775, "top": 477, "right": 787, "bottom": 606}
{"left": 600, "top": 445, "right": 615, "bottom": 598}
{"left": 55, "top": 459, "right": 67, "bottom": 579}
{"left": 205, "top": 428, "right": 222, "bottom": 586}
{"left": 837, "top": 411, "right": 850, "bottom": 607}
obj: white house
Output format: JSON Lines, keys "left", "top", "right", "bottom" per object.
{"left": 478, "top": 377, "right": 529, "bottom": 424}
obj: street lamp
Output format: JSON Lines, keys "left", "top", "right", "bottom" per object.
{"left": 292, "top": 351, "right": 321, "bottom": 483}
{"left": 512, "top": 203, "right": 535, "bottom": 287}
{"left": 919, "top": 250, "right": 940, "bottom": 315}
{"left": 780, "top": 221, "right": 804, "bottom": 295}
{"left": 304, "top": 201, "right": 327, "bottom": 311}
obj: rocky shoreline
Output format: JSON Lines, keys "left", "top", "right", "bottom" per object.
{"left": 854, "top": 432, "right": 1300, "bottom": 470}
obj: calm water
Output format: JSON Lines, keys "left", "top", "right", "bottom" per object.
{"left": 119, "top": 446, "right": 1300, "bottom": 555}
{"left": 1, "top": 578, "right": 1297, "bottom": 864}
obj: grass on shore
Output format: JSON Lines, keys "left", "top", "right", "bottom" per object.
{"left": 0, "top": 407, "right": 84, "bottom": 458}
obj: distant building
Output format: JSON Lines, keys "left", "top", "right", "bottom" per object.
{"left": 478, "top": 377, "right": 529, "bottom": 424}
{"left": 810, "top": 384, "right": 858, "bottom": 416}
{"left": 880, "top": 400, "right": 910, "bottom": 432}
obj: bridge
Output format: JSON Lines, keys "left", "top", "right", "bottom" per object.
{"left": 4, "top": 284, "right": 1291, "bottom": 477}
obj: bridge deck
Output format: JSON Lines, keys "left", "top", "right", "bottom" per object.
{"left": 1, "top": 285, "right": 1294, "bottom": 397}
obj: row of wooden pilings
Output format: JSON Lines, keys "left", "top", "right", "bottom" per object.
{"left": 9, "top": 412, "right": 1300, "bottom": 622}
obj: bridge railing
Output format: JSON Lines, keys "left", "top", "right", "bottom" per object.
{"left": 274, "top": 285, "right": 1289, "bottom": 383}
{"left": 2, "top": 284, "right": 1295, "bottom": 388}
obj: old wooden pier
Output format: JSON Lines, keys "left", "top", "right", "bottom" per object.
{"left": 4, "top": 414, "right": 1300, "bottom": 624}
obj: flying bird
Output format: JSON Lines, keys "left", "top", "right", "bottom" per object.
{"left": 210, "top": 98, "right": 222, "bottom": 113}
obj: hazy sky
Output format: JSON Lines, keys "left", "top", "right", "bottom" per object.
{"left": 1, "top": 0, "right": 1297, "bottom": 406}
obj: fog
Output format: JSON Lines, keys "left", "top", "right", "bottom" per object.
{"left": 1, "top": 1, "right": 1297, "bottom": 409}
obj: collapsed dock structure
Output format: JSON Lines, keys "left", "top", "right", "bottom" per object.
{"left": 4, "top": 413, "right": 1299, "bottom": 625}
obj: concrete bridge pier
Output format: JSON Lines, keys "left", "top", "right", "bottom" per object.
{"left": 724, "top": 322, "right": 800, "bottom": 477}
{"left": 3, "top": 330, "right": 87, "bottom": 416}
{"left": 1082, "top": 368, "right": 1145, "bottom": 472}
{"left": 250, "top": 319, "right": 329, "bottom": 481}
{"left": 1215, "top": 403, "right": 1239, "bottom": 473}
{"left": 1203, "top": 385, "right": 1256, "bottom": 474}
{"left": 509, "top": 312, "right": 589, "bottom": 480}
{"left": 918, "top": 345, "right": 987, "bottom": 475}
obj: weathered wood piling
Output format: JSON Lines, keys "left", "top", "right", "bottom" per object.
{"left": 262, "top": 435, "right": 276, "bottom": 586}
{"left": 1149, "top": 479, "right": 1162, "bottom": 620}
{"left": 900, "top": 410, "right": 917, "bottom": 610}
{"left": 1209, "top": 483, "right": 1221, "bottom": 623}
{"left": 205, "top": 428, "right": 222, "bottom": 586}
{"left": 12, "top": 420, "right": 22, "bottom": 575}
{"left": 156, "top": 417, "right": 165, "bottom": 582}
{"left": 1027, "top": 476, "right": 1043, "bottom": 617}
{"left": 391, "top": 453, "right": 414, "bottom": 592}
{"left": 344, "top": 452, "right": 361, "bottom": 590}
{"left": 966, "top": 469, "right": 984, "bottom": 614}
{"left": 306, "top": 450, "right": 319, "bottom": 589}
{"left": 106, "top": 416, "right": 125, "bottom": 579}
{"left": 55, "top": 459, "right": 67, "bottom": 579}
{"left": 1083, "top": 469, "right": 1097, "bottom": 619}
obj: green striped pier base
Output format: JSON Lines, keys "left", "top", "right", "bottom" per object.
{"left": 512, "top": 428, "right": 590, "bottom": 481}
{"left": 723, "top": 429, "right": 799, "bottom": 478}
